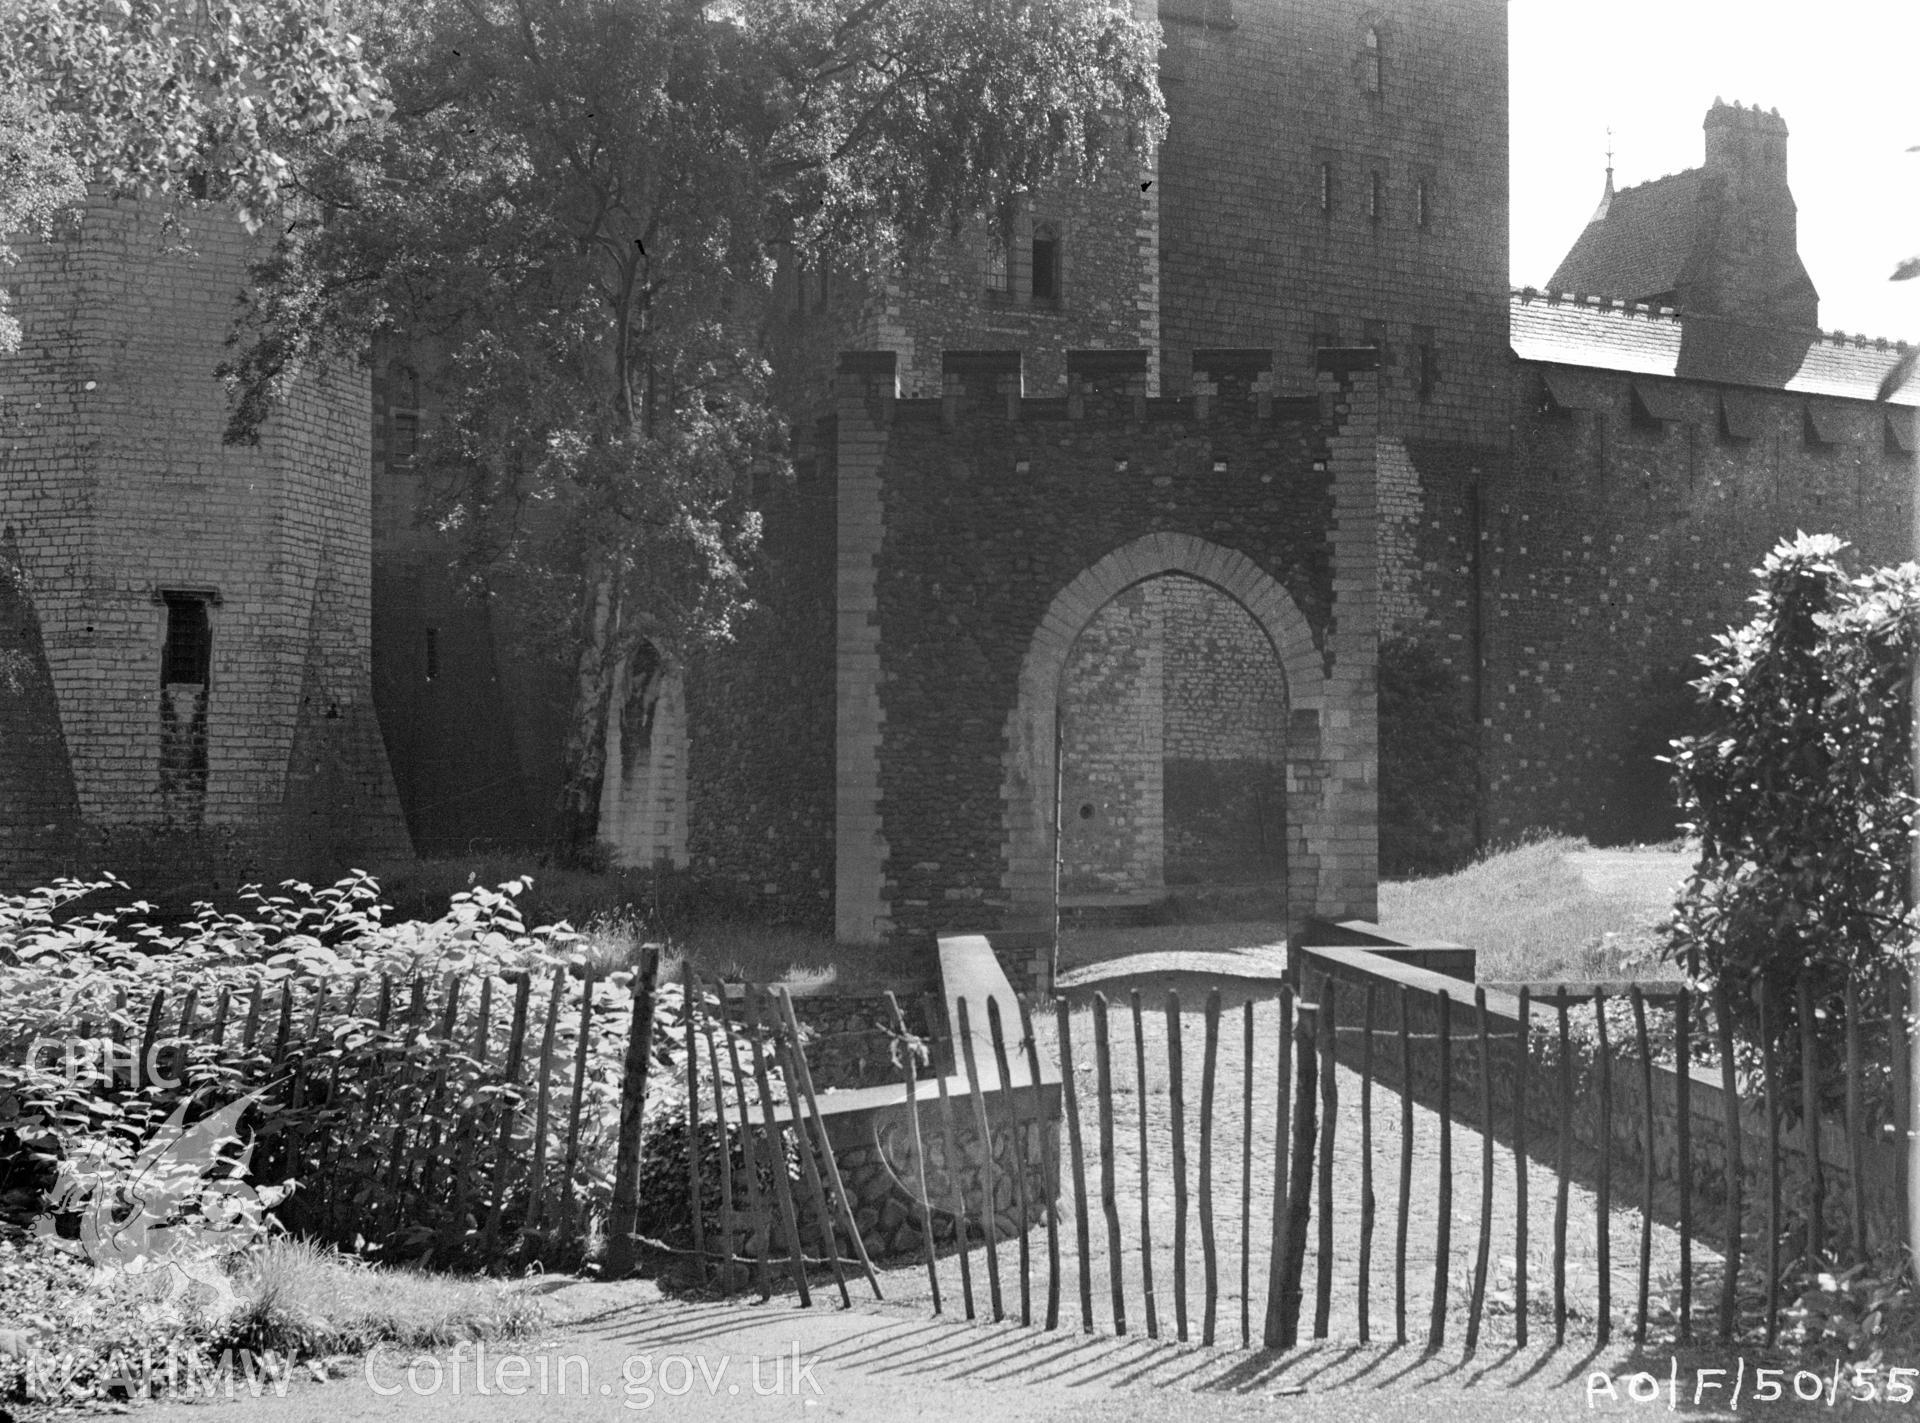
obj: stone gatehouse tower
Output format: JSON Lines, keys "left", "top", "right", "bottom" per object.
{"left": 683, "top": 346, "right": 1381, "bottom": 960}
{"left": 0, "top": 197, "right": 411, "bottom": 891}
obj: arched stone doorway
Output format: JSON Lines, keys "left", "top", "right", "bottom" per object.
{"left": 999, "top": 532, "right": 1328, "bottom": 935}
{"left": 1056, "top": 575, "right": 1291, "bottom": 909}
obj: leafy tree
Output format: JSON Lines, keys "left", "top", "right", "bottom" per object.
{"left": 1665, "top": 534, "right": 1920, "bottom": 1097}
{"left": 0, "top": 96, "right": 82, "bottom": 354}
{"left": 0, "top": 0, "right": 385, "bottom": 350}
{"left": 214, "top": 0, "right": 1166, "bottom": 854}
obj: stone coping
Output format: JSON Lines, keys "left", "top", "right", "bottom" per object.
{"left": 755, "top": 934, "right": 1060, "bottom": 1125}
{"left": 766, "top": 1061, "right": 1060, "bottom": 1127}
{"left": 1055, "top": 945, "right": 1289, "bottom": 990}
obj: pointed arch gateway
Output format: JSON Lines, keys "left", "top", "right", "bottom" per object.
{"left": 999, "top": 531, "right": 1330, "bottom": 934}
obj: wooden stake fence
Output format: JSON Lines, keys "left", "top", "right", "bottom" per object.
{"left": 21, "top": 954, "right": 1909, "bottom": 1352}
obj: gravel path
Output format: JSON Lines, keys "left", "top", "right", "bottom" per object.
{"left": 874, "top": 983, "right": 1706, "bottom": 1350}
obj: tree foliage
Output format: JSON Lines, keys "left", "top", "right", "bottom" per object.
{"left": 1665, "top": 534, "right": 1920, "bottom": 1080}
{"left": 213, "top": 0, "right": 1166, "bottom": 849}
{"left": 0, "top": 0, "right": 384, "bottom": 362}
{"left": 0, "top": 0, "right": 385, "bottom": 227}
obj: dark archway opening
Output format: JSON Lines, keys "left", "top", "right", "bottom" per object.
{"left": 1056, "top": 574, "right": 1288, "bottom": 920}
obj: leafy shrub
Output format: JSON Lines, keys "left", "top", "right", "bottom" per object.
{"left": 632, "top": 1110, "right": 797, "bottom": 1254}
{"left": 1665, "top": 535, "right": 1920, "bottom": 1118}
{"left": 1784, "top": 1251, "right": 1920, "bottom": 1363}
{"left": 0, "top": 871, "right": 759, "bottom": 1274}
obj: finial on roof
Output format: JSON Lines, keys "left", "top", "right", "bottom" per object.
{"left": 1589, "top": 125, "right": 1615, "bottom": 221}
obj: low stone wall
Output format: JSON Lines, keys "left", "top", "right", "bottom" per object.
{"left": 986, "top": 930, "right": 1054, "bottom": 999}
{"left": 824, "top": 1086, "right": 1061, "bottom": 1261}
{"left": 704, "top": 1084, "right": 1061, "bottom": 1265}
{"left": 734, "top": 970, "right": 1062, "bottom": 1263}
{"left": 1298, "top": 938, "right": 1904, "bottom": 1254}
{"left": 779, "top": 989, "right": 938, "bottom": 1091}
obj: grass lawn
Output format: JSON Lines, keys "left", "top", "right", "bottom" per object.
{"left": 1377, "top": 835, "right": 1692, "bottom": 984}
{"left": 391, "top": 836, "right": 1697, "bottom": 992}
{"left": 0, "top": 1233, "right": 551, "bottom": 1408}
{"left": 223, "top": 1238, "right": 550, "bottom": 1355}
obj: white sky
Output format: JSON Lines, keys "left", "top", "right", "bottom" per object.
{"left": 1509, "top": 0, "right": 1920, "bottom": 340}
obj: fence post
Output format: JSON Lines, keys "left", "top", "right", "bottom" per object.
{"left": 1674, "top": 984, "right": 1691, "bottom": 1341}
{"left": 989, "top": 998, "right": 1034, "bottom": 1327}
{"left": 887, "top": 991, "right": 941, "bottom": 1313}
{"left": 1092, "top": 993, "right": 1127, "bottom": 1335}
{"left": 1055, "top": 996, "right": 1095, "bottom": 1333}
{"left": 1762, "top": 978, "right": 1781, "bottom": 1346}
{"left": 1593, "top": 986, "right": 1612, "bottom": 1346}
{"left": 1261, "top": 983, "right": 1296, "bottom": 1350}
{"left": 777, "top": 987, "right": 881, "bottom": 1299}
{"left": 1020, "top": 997, "right": 1061, "bottom": 1332}
{"left": 1715, "top": 982, "right": 1742, "bottom": 1343}
{"left": 1799, "top": 975, "right": 1825, "bottom": 1271}
{"left": 604, "top": 945, "right": 664, "bottom": 1278}
{"left": 1430, "top": 989, "right": 1452, "bottom": 1350}
{"left": 1133, "top": 989, "right": 1159, "bottom": 1340}
{"left": 684, "top": 964, "right": 707, "bottom": 1282}
{"left": 481, "top": 973, "right": 534, "bottom": 1268}
{"left": 704, "top": 978, "right": 739, "bottom": 1293}
{"left": 1909, "top": 440, "right": 1920, "bottom": 1283}
{"left": 956, "top": 996, "right": 1005, "bottom": 1323}
{"left": 1168, "top": 990, "right": 1189, "bottom": 1342}
{"left": 1275, "top": 987, "right": 1318, "bottom": 1350}
{"left": 1313, "top": 973, "right": 1337, "bottom": 1340}
{"left": 1199, "top": 987, "right": 1220, "bottom": 1345}
{"left": 1466, "top": 985, "right": 1493, "bottom": 1353}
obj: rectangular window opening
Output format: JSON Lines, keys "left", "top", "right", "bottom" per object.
{"left": 161, "top": 594, "right": 213, "bottom": 686}
{"left": 425, "top": 626, "right": 440, "bottom": 681}
{"left": 1031, "top": 233, "right": 1060, "bottom": 305}
{"left": 1369, "top": 171, "right": 1382, "bottom": 223}
{"left": 1319, "top": 161, "right": 1334, "bottom": 213}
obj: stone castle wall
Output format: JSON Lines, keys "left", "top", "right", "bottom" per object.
{"left": 682, "top": 448, "right": 839, "bottom": 928}
{"left": 1162, "top": 575, "right": 1288, "bottom": 762}
{"left": 1059, "top": 584, "right": 1165, "bottom": 897}
{"left": 368, "top": 345, "right": 572, "bottom": 858}
{"left": 1156, "top": 0, "right": 1508, "bottom": 441}
{"left": 1485, "top": 354, "right": 1917, "bottom": 844}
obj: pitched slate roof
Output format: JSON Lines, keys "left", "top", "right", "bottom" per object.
{"left": 1510, "top": 290, "right": 1920, "bottom": 406}
{"left": 1547, "top": 170, "right": 1707, "bottom": 302}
